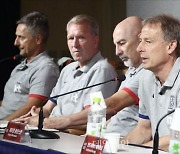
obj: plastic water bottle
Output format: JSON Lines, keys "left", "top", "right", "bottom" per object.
{"left": 169, "top": 129, "right": 180, "bottom": 154}
{"left": 169, "top": 108, "right": 180, "bottom": 154}
{"left": 86, "top": 97, "right": 106, "bottom": 137}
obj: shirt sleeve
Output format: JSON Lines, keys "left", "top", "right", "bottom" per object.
{"left": 121, "top": 87, "right": 139, "bottom": 104}
{"left": 119, "top": 68, "right": 145, "bottom": 105}
{"left": 138, "top": 72, "right": 150, "bottom": 120}
{"left": 29, "top": 64, "right": 59, "bottom": 98}
{"left": 139, "top": 99, "right": 150, "bottom": 119}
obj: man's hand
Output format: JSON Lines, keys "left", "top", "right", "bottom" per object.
{"left": 12, "top": 106, "right": 39, "bottom": 121}
{"left": 143, "top": 135, "right": 170, "bottom": 152}
{"left": 13, "top": 115, "right": 39, "bottom": 127}
{"left": 12, "top": 106, "right": 40, "bottom": 126}
{"left": 23, "top": 106, "right": 40, "bottom": 118}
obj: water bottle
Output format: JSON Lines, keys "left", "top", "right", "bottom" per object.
{"left": 169, "top": 108, "right": 180, "bottom": 154}
{"left": 169, "top": 129, "right": 180, "bottom": 154}
{"left": 86, "top": 97, "right": 106, "bottom": 137}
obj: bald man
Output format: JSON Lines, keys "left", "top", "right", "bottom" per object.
{"left": 19, "top": 16, "right": 144, "bottom": 132}
{"left": 105, "top": 16, "right": 143, "bottom": 136}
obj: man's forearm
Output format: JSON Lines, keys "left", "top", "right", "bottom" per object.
{"left": 68, "top": 109, "right": 89, "bottom": 126}
{"left": 43, "top": 109, "right": 89, "bottom": 130}
{"left": 3, "top": 106, "right": 31, "bottom": 121}
{"left": 106, "top": 98, "right": 134, "bottom": 120}
{"left": 105, "top": 90, "right": 136, "bottom": 120}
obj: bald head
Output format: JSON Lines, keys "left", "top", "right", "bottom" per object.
{"left": 113, "top": 16, "right": 143, "bottom": 68}
{"left": 113, "top": 16, "right": 142, "bottom": 39}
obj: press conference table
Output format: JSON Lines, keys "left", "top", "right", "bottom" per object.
{"left": 0, "top": 131, "right": 168, "bottom": 154}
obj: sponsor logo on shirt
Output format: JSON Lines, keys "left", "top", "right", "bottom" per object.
{"left": 14, "top": 83, "right": 22, "bottom": 93}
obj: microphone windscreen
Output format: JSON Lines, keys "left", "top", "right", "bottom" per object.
{"left": 13, "top": 54, "right": 24, "bottom": 60}
{"left": 116, "top": 74, "right": 126, "bottom": 82}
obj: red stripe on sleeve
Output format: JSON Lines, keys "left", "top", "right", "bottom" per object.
{"left": 122, "top": 87, "right": 139, "bottom": 105}
{"left": 29, "top": 94, "right": 48, "bottom": 101}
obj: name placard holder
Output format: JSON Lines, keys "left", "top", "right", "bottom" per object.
{"left": 81, "top": 135, "right": 106, "bottom": 154}
{"left": 3, "top": 121, "right": 25, "bottom": 143}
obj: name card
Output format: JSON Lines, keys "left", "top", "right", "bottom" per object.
{"left": 3, "top": 121, "right": 25, "bottom": 142}
{"left": 81, "top": 135, "right": 106, "bottom": 154}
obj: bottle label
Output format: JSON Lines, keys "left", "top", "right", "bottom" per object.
{"left": 86, "top": 122, "right": 102, "bottom": 137}
{"left": 169, "top": 139, "right": 180, "bottom": 154}
{"left": 101, "top": 117, "right": 106, "bottom": 137}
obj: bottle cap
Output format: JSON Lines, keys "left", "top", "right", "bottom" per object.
{"left": 170, "top": 108, "right": 180, "bottom": 131}
{"left": 93, "top": 97, "right": 101, "bottom": 103}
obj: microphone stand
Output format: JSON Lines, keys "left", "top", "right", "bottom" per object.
{"left": 29, "top": 106, "right": 60, "bottom": 139}
{"left": 29, "top": 74, "right": 125, "bottom": 139}
{"left": 152, "top": 109, "right": 175, "bottom": 154}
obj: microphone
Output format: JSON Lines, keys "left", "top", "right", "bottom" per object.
{"left": 152, "top": 109, "right": 175, "bottom": 154}
{"left": 0, "top": 54, "right": 23, "bottom": 63}
{"left": 29, "top": 74, "right": 125, "bottom": 139}
{"left": 47, "top": 74, "right": 125, "bottom": 100}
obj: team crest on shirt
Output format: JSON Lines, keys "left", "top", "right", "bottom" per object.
{"left": 168, "top": 95, "right": 176, "bottom": 111}
{"left": 167, "top": 95, "right": 176, "bottom": 126}
{"left": 14, "top": 83, "right": 22, "bottom": 93}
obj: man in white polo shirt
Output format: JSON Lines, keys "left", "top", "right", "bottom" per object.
{"left": 124, "top": 14, "right": 180, "bottom": 151}
{"left": 105, "top": 16, "right": 144, "bottom": 136}
{"left": 0, "top": 12, "right": 59, "bottom": 121}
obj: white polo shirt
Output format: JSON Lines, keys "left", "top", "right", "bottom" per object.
{"left": 139, "top": 58, "right": 180, "bottom": 138}
{"left": 50, "top": 52, "right": 118, "bottom": 117}
{"left": 0, "top": 52, "right": 59, "bottom": 119}
{"left": 106, "top": 64, "right": 144, "bottom": 136}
